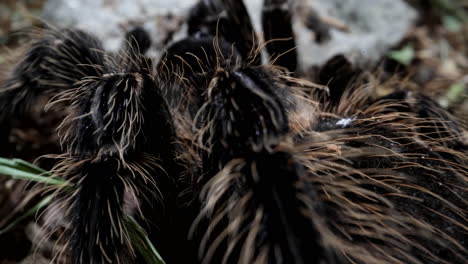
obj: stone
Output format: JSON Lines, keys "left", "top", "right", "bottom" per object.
{"left": 41, "top": 0, "right": 418, "bottom": 67}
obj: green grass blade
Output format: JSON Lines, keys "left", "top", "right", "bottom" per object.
{"left": 126, "top": 216, "right": 166, "bottom": 264}
{"left": 0, "top": 157, "right": 67, "bottom": 185}
{"left": 12, "top": 159, "right": 48, "bottom": 174}
{"left": 0, "top": 157, "right": 48, "bottom": 174}
{"left": 0, "top": 165, "right": 66, "bottom": 185}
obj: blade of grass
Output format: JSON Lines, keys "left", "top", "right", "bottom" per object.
{"left": 0, "top": 165, "right": 66, "bottom": 185}
{"left": 0, "top": 157, "right": 48, "bottom": 174}
{"left": 126, "top": 216, "right": 166, "bottom": 264}
{"left": 0, "top": 158, "right": 67, "bottom": 185}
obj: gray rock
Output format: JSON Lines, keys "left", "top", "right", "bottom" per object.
{"left": 294, "top": 0, "right": 418, "bottom": 67}
{"left": 42, "top": 0, "right": 198, "bottom": 54}
{"left": 41, "top": 0, "right": 418, "bottom": 67}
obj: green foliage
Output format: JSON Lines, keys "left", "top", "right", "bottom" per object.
{"left": 0, "top": 157, "right": 67, "bottom": 185}
{"left": 447, "top": 82, "right": 466, "bottom": 104}
{"left": 442, "top": 15, "right": 463, "bottom": 32}
{"left": 126, "top": 216, "right": 167, "bottom": 264}
{"left": 387, "top": 45, "right": 415, "bottom": 66}
{"left": 431, "top": 0, "right": 468, "bottom": 33}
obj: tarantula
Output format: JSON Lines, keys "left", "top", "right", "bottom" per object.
{"left": 0, "top": 0, "right": 466, "bottom": 263}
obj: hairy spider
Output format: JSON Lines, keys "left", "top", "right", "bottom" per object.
{"left": 0, "top": 0, "right": 466, "bottom": 264}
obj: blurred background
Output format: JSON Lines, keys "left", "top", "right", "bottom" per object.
{"left": 0, "top": 0, "right": 467, "bottom": 263}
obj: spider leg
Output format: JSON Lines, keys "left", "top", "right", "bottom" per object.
{"left": 220, "top": 0, "right": 260, "bottom": 65}
{"left": 62, "top": 156, "right": 129, "bottom": 264}
{"left": 116, "top": 27, "right": 153, "bottom": 73}
{"left": 318, "top": 55, "right": 361, "bottom": 108}
{"left": 308, "top": 84, "right": 468, "bottom": 264}
{"left": 197, "top": 147, "right": 336, "bottom": 263}
{"left": 0, "top": 124, "right": 11, "bottom": 156}
{"left": 186, "top": 52, "right": 336, "bottom": 262}
{"left": 52, "top": 44, "right": 182, "bottom": 262}
{"left": 0, "top": 29, "right": 105, "bottom": 155}
{"left": 373, "top": 91, "right": 466, "bottom": 150}
{"left": 262, "top": 0, "right": 298, "bottom": 72}
{"left": 158, "top": 35, "right": 241, "bottom": 114}
{"left": 123, "top": 27, "right": 152, "bottom": 55}
{"left": 162, "top": 22, "right": 320, "bottom": 262}
{"left": 0, "top": 29, "right": 105, "bottom": 121}
{"left": 197, "top": 66, "right": 290, "bottom": 175}
{"left": 187, "top": 0, "right": 260, "bottom": 65}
